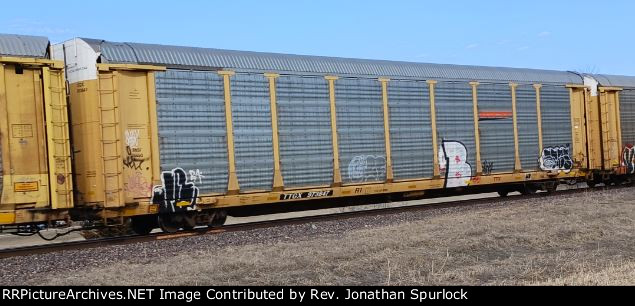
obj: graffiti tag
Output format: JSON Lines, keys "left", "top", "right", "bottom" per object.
{"left": 439, "top": 140, "right": 472, "bottom": 188}
{"left": 152, "top": 168, "right": 199, "bottom": 213}
{"left": 125, "top": 129, "right": 140, "bottom": 149}
{"left": 622, "top": 144, "right": 635, "bottom": 174}
{"left": 124, "top": 171, "right": 152, "bottom": 198}
{"left": 188, "top": 169, "right": 205, "bottom": 184}
{"left": 124, "top": 146, "right": 146, "bottom": 170}
{"left": 539, "top": 144, "right": 573, "bottom": 173}
{"left": 482, "top": 160, "right": 494, "bottom": 175}
{"left": 347, "top": 155, "right": 387, "bottom": 183}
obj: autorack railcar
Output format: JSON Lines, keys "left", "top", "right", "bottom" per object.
{"left": 51, "top": 37, "right": 611, "bottom": 234}
{"left": 584, "top": 74, "right": 635, "bottom": 183}
{"left": 1, "top": 32, "right": 632, "bottom": 236}
{"left": 0, "top": 34, "right": 73, "bottom": 230}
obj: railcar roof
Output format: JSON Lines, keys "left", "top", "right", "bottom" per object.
{"left": 592, "top": 74, "right": 635, "bottom": 88}
{"left": 78, "top": 38, "right": 583, "bottom": 84}
{"left": 0, "top": 33, "right": 50, "bottom": 58}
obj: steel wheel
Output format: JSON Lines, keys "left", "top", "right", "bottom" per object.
{"left": 520, "top": 183, "right": 538, "bottom": 195}
{"left": 210, "top": 210, "right": 227, "bottom": 228}
{"left": 158, "top": 214, "right": 180, "bottom": 233}
{"left": 130, "top": 216, "right": 156, "bottom": 235}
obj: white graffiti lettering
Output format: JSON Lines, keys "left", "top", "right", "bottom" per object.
{"left": 125, "top": 129, "right": 140, "bottom": 149}
{"left": 622, "top": 144, "right": 635, "bottom": 174}
{"left": 152, "top": 168, "right": 199, "bottom": 213}
{"left": 439, "top": 140, "right": 472, "bottom": 187}
{"left": 347, "top": 155, "right": 387, "bottom": 183}
{"left": 189, "top": 169, "right": 205, "bottom": 184}
{"left": 539, "top": 144, "right": 573, "bottom": 173}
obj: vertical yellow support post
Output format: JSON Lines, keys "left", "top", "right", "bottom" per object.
{"left": 469, "top": 81, "right": 482, "bottom": 174}
{"left": 427, "top": 80, "right": 440, "bottom": 177}
{"left": 615, "top": 91, "right": 623, "bottom": 153}
{"left": 42, "top": 67, "right": 58, "bottom": 209}
{"left": 42, "top": 67, "right": 74, "bottom": 209}
{"left": 567, "top": 85, "right": 589, "bottom": 169}
{"left": 147, "top": 71, "right": 161, "bottom": 185}
{"left": 219, "top": 70, "right": 239, "bottom": 194}
{"left": 534, "top": 84, "right": 543, "bottom": 154}
{"left": 265, "top": 73, "right": 284, "bottom": 191}
{"left": 599, "top": 87, "right": 623, "bottom": 170}
{"left": 97, "top": 70, "right": 125, "bottom": 208}
{"left": 510, "top": 82, "right": 521, "bottom": 172}
{"left": 0, "top": 64, "right": 7, "bottom": 187}
{"left": 325, "top": 76, "right": 342, "bottom": 186}
{"left": 379, "top": 78, "right": 394, "bottom": 182}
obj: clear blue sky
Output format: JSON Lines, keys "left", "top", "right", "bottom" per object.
{"left": 3, "top": 0, "right": 634, "bottom": 75}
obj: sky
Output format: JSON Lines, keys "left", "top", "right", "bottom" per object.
{"left": 2, "top": 0, "right": 634, "bottom": 75}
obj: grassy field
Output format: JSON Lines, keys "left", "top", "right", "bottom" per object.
{"left": 36, "top": 187, "right": 634, "bottom": 285}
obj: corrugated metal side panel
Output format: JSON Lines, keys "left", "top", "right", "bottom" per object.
{"left": 336, "top": 78, "right": 386, "bottom": 184}
{"left": 620, "top": 88, "right": 635, "bottom": 146}
{"left": 276, "top": 75, "right": 333, "bottom": 187}
{"left": 388, "top": 80, "right": 433, "bottom": 179}
{"left": 0, "top": 34, "right": 49, "bottom": 58}
{"left": 540, "top": 85, "right": 572, "bottom": 148}
{"left": 477, "top": 83, "right": 515, "bottom": 173}
{"left": 516, "top": 85, "right": 540, "bottom": 170}
{"left": 92, "top": 39, "right": 583, "bottom": 84}
{"left": 435, "top": 82, "right": 476, "bottom": 175}
{"left": 231, "top": 73, "right": 274, "bottom": 192}
{"left": 155, "top": 70, "right": 228, "bottom": 194}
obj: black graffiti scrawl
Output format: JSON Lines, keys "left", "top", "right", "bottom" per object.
{"left": 539, "top": 144, "right": 573, "bottom": 173}
{"left": 622, "top": 144, "right": 635, "bottom": 174}
{"left": 152, "top": 168, "right": 199, "bottom": 213}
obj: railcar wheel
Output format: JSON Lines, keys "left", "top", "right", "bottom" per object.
{"left": 131, "top": 215, "right": 156, "bottom": 235}
{"left": 210, "top": 210, "right": 227, "bottom": 228}
{"left": 609, "top": 175, "right": 625, "bottom": 186}
{"left": 520, "top": 183, "right": 538, "bottom": 195}
{"left": 544, "top": 181, "right": 558, "bottom": 194}
{"left": 182, "top": 213, "right": 197, "bottom": 230}
{"left": 158, "top": 214, "right": 180, "bottom": 233}
{"left": 497, "top": 190, "right": 509, "bottom": 197}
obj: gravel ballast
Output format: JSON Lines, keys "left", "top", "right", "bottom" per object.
{"left": 0, "top": 187, "right": 633, "bottom": 285}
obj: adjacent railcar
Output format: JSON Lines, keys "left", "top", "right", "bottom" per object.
{"left": 53, "top": 38, "right": 592, "bottom": 233}
{"left": 587, "top": 74, "right": 635, "bottom": 181}
{"left": 0, "top": 34, "right": 73, "bottom": 229}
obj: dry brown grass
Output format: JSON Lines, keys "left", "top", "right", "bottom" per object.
{"left": 36, "top": 188, "right": 634, "bottom": 285}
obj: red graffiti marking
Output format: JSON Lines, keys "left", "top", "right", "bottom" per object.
{"left": 124, "top": 172, "right": 152, "bottom": 198}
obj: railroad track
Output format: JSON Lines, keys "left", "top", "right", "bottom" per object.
{"left": 0, "top": 185, "right": 613, "bottom": 259}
